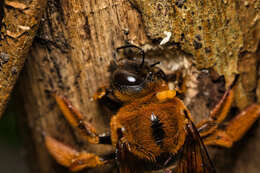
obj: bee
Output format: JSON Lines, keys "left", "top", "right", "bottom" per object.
{"left": 44, "top": 44, "right": 260, "bottom": 173}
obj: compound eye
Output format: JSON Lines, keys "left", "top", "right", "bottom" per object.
{"left": 127, "top": 76, "right": 136, "bottom": 83}
{"left": 114, "top": 71, "right": 144, "bottom": 86}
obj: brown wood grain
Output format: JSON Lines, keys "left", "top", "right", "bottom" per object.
{"left": 0, "top": 0, "right": 47, "bottom": 117}
{"left": 19, "top": 0, "right": 147, "bottom": 172}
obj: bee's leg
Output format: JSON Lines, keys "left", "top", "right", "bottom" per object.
{"left": 166, "top": 70, "right": 187, "bottom": 95}
{"left": 202, "top": 104, "right": 260, "bottom": 148}
{"left": 45, "top": 135, "right": 110, "bottom": 172}
{"left": 196, "top": 87, "right": 235, "bottom": 137}
{"left": 196, "top": 75, "right": 260, "bottom": 147}
{"left": 176, "top": 70, "right": 188, "bottom": 94}
{"left": 53, "top": 93, "right": 111, "bottom": 144}
{"left": 197, "top": 76, "right": 238, "bottom": 137}
{"left": 93, "top": 86, "right": 122, "bottom": 112}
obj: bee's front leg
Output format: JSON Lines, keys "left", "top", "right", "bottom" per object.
{"left": 166, "top": 70, "right": 188, "bottom": 95}
{"left": 52, "top": 93, "right": 111, "bottom": 144}
{"left": 93, "top": 86, "right": 122, "bottom": 113}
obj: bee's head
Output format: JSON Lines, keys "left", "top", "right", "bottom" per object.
{"left": 109, "top": 45, "right": 167, "bottom": 102}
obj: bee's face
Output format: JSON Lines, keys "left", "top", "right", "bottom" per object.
{"left": 109, "top": 59, "right": 167, "bottom": 102}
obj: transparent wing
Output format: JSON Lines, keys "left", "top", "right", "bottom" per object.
{"left": 117, "top": 141, "right": 139, "bottom": 173}
{"left": 175, "top": 119, "right": 216, "bottom": 173}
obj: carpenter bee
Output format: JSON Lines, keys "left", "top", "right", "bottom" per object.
{"left": 44, "top": 44, "right": 260, "bottom": 173}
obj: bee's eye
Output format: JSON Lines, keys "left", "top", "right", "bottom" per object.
{"left": 127, "top": 76, "right": 137, "bottom": 83}
{"left": 113, "top": 71, "right": 144, "bottom": 86}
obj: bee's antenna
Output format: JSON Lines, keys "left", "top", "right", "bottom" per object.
{"left": 150, "top": 61, "right": 160, "bottom": 67}
{"left": 113, "top": 51, "right": 118, "bottom": 64}
{"left": 116, "top": 44, "right": 145, "bottom": 67}
{"left": 140, "top": 52, "right": 145, "bottom": 67}
{"left": 230, "top": 74, "right": 240, "bottom": 89}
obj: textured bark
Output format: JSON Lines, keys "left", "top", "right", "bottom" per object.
{"left": 18, "top": 0, "right": 260, "bottom": 173}
{"left": 19, "top": 0, "right": 147, "bottom": 172}
{"left": 0, "top": 0, "right": 47, "bottom": 117}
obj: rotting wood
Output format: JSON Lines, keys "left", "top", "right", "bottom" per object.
{"left": 129, "top": 0, "right": 260, "bottom": 88}
{"left": 0, "top": 0, "right": 47, "bottom": 117}
{"left": 19, "top": 0, "right": 147, "bottom": 172}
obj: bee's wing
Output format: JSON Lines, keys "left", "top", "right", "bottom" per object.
{"left": 117, "top": 141, "right": 139, "bottom": 173}
{"left": 175, "top": 119, "right": 216, "bottom": 173}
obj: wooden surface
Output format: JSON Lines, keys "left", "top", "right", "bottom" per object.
{"left": 19, "top": 0, "right": 147, "bottom": 172}
{"left": 0, "top": 0, "right": 47, "bottom": 117}
{"left": 17, "top": 0, "right": 260, "bottom": 173}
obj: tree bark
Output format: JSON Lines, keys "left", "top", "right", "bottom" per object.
{"left": 19, "top": 0, "right": 147, "bottom": 172}
{"left": 18, "top": 0, "right": 260, "bottom": 173}
{"left": 0, "top": 0, "right": 47, "bottom": 117}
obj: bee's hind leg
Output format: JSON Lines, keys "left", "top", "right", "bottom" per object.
{"left": 196, "top": 82, "right": 236, "bottom": 138}
{"left": 202, "top": 104, "right": 260, "bottom": 148}
{"left": 44, "top": 135, "right": 111, "bottom": 172}
{"left": 196, "top": 75, "right": 260, "bottom": 148}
